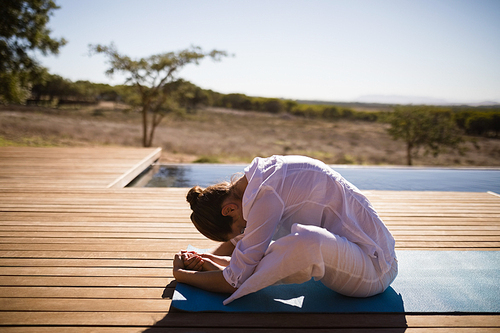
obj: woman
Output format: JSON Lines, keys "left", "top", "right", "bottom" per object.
{"left": 173, "top": 155, "right": 397, "bottom": 304}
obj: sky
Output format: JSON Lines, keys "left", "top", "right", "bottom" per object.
{"left": 39, "top": 0, "right": 500, "bottom": 104}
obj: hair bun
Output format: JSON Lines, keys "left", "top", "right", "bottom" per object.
{"left": 186, "top": 186, "right": 203, "bottom": 209}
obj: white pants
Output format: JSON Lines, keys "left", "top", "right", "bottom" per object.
{"left": 224, "top": 223, "right": 398, "bottom": 304}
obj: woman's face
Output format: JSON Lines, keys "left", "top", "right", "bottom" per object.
{"left": 225, "top": 204, "right": 247, "bottom": 240}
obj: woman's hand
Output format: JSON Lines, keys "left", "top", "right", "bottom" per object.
{"left": 180, "top": 251, "right": 204, "bottom": 271}
{"left": 175, "top": 251, "right": 232, "bottom": 273}
{"left": 172, "top": 251, "right": 237, "bottom": 294}
{"left": 172, "top": 252, "right": 185, "bottom": 280}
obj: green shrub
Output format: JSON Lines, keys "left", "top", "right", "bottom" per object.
{"left": 193, "top": 156, "right": 221, "bottom": 163}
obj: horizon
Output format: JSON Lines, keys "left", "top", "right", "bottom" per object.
{"left": 39, "top": 0, "right": 500, "bottom": 105}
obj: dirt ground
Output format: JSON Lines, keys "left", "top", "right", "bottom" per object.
{"left": 1, "top": 104, "right": 499, "bottom": 167}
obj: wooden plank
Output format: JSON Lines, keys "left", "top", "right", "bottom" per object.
{"left": 107, "top": 147, "right": 161, "bottom": 188}
{"left": 395, "top": 241, "right": 500, "bottom": 248}
{"left": 1, "top": 327, "right": 499, "bottom": 333}
{"left": 0, "top": 312, "right": 497, "bottom": 328}
{"left": 5, "top": 241, "right": 498, "bottom": 251}
{"left": 0, "top": 276, "right": 172, "bottom": 287}
{"left": 2, "top": 236, "right": 498, "bottom": 246}
{"left": 4, "top": 230, "right": 498, "bottom": 240}
{"left": 0, "top": 286, "right": 166, "bottom": 298}
{"left": 0, "top": 267, "right": 171, "bottom": 277}
{"left": 2, "top": 231, "right": 500, "bottom": 239}
{"left": 0, "top": 251, "right": 180, "bottom": 259}
{"left": 0, "top": 231, "right": 203, "bottom": 238}
{"left": 0, "top": 298, "right": 171, "bottom": 312}
{"left": 10, "top": 225, "right": 500, "bottom": 233}
{"left": 0, "top": 258, "right": 172, "bottom": 267}
{"left": 0, "top": 241, "right": 213, "bottom": 251}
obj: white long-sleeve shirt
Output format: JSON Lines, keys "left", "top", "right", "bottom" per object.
{"left": 222, "top": 155, "right": 396, "bottom": 288}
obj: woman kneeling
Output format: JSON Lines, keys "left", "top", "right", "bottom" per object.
{"left": 173, "top": 155, "right": 398, "bottom": 304}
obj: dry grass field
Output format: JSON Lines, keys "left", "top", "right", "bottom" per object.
{"left": 1, "top": 103, "right": 499, "bottom": 166}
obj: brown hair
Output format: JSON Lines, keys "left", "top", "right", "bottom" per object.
{"left": 186, "top": 182, "right": 234, "bottom": 242}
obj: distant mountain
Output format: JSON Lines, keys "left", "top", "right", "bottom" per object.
{"left": 296, "top": 96, "right": 500, "bottom": 107}
{"left": 467, "top": 101, "right": 500, "bottom": 107}
{"left": 356, "top": 95, "right": 447, "bottom": 105}
{"left": 355, "top": 95, "right": 500, "bottom": 106}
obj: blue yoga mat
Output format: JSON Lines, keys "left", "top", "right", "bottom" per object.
{"left": 172, "top": 251, "right": 500, "bottom": 313}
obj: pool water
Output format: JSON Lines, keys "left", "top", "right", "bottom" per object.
{"left": 133, "top": 164, "right": 500, "bottom": 193}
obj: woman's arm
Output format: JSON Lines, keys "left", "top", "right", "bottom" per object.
{"left": 173, "top": 253, "right": 236, "bottom": 293}
{"left": 201, "top": 253, "right": 231, "bottom": 268}
{"left": 224, "top": 186, "right": 284, "bottom": 287}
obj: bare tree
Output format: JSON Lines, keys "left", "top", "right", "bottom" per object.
{"left": 89, "top": 44, "right": 228, "bottom": 147}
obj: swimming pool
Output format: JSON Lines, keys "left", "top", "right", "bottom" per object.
{"left": 130, "top": 164, "right": 500, "bottom": 193}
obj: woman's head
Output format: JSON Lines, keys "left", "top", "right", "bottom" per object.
{"left": 186, "top": 182, "right": 234, "bottom": 242}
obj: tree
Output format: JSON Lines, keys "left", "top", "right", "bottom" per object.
{"left": 30, "top": 73, "right": 72, "bottom": 104}
{"left": 387, "top": 106, "right": 464, "bottom": 165}
{"left": 0, "top": 0, "right": 67, "bottom": 103}
{"left": 168, "top": 79, "right": 210, "bottom": 111}
{"left": 89, "top": 44, "right": 228, "bottom": 147}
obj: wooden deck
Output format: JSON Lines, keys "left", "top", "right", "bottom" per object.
{"left": 0, "top": 147, "right": 161, "bottom": 189}
{"left": 0, "top": 148, "right": 499, "bottom": 332}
